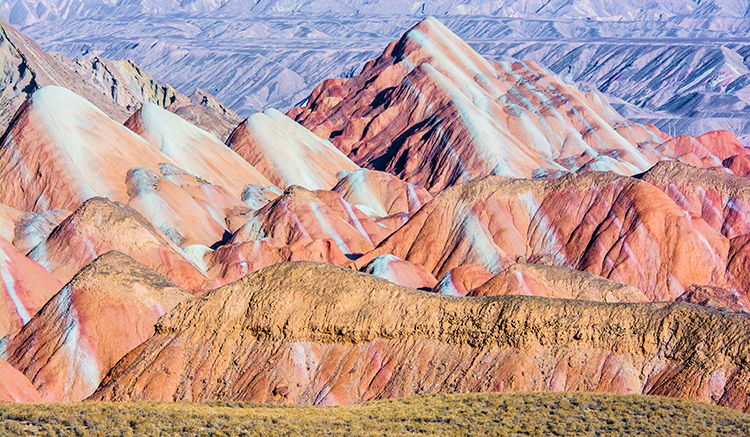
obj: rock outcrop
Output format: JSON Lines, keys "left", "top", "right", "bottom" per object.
{"left": 289, "top": 17, "right": 665, "bottom": 192}
{"left": 92, "top": 262, "right": 750, "bottom": 413}
{"left": 333, "top": 169, "right": 432, "bottom": 218}
{"left": 27, "top": 197, "right": 210, "bottom": 294}
{"left": 227, "top": 108, "right": 359, "bottom": 190}
{"left": 0, "top": 358, "right": 40, "bottom": 403}
{"left": 361, "top": 254, "right": 438, "bottom": 290}
{"left": 4, "top": 251, "right": 190, "bottom": 402}
{"left": 353, "top": 172, "right": 728, "bottom": 302}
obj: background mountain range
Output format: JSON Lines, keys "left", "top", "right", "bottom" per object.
{"left": 5, "top": 0, "right": 750, "bottom": 140}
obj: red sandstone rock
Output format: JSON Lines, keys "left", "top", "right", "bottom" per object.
{"left": 0, "top": 358, "right": 41, "bottom": 403}
{"left": 231, "top": 186, "right": 391, "bottom": 258}
{"left": 289, "top": 17, "right": 664, "bottom": 192}
{"left": 0, "top": 86, "right": 176, "bottom": 212}
{"left": 352, "top": 173, "right": 728, "bottom": 302}
{"left": 676, "top": 285, "right": 750, "bottom": 313}
{"left": 431, "top": 264, "right": 494, "bottom": 296}
{"left": 205, "top": 237, "right": 350, "bottom": 282}
{"left": 126, "top": 165, "right": 251, "bottom": 248}
{"left": 471, "top": 263, "right": 648, "bottom": 302}
{"left": 333, "top": 169, "right": 432, "bottom": 218}
{"left": 26, "top": 197, "right": 211, "bottom": 294}
{"left": 0, "top": 237, "right": 62, "bottom": 338}
{"left": 361, "top": 254, "right": 438, "bottom": 290}
{"left": 11, "top": 209, "right": 70, "bottom": 255}
{"left": 5, "top": 251, "right": 190, "bottom": 402}
{"left": 227, "top": 108, "right": 359, "bottom": 190}
{"left": 91, "top": 262, "right": 750, "bottom": 412}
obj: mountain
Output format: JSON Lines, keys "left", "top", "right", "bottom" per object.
{"left": 289, "top": 17, "right": 666, "bottom": 191}
{"left": 0, "top": 17, "right": 242, "bottom": 141}
{"left": 92, "top": 261, "right": 750, "bottom": 411}
{"left": 226, "top": 108, "right": 358, "bottom": 191}
{"left": 19, "top": 7, "right": 750, "bottom": 143}
{"left": 352, "top": 172, "right": 729, "bottom": 303}
{"left": 125, "top": 102, "right": 272, "bottom": 196}
{"left": 3, "top": 251, "right": 190, "bottom": 401}
{"left": 0, "top": 86, "right": 174, "bottom": 211}
{"left": 470, "top": 263, "right": 649, "bottom": 302}
{"left": 0, "top": 13, "right": 747, "bottom": 424}
{"left": 27, "top": 197, "right": 211, "bottom": 293}
{"left": 0, "top": 236, "right": 62, "bottom": 338}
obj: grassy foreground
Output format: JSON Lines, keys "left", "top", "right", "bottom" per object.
{"left": 1, "top": 392, "right": 748, "bottom": 436}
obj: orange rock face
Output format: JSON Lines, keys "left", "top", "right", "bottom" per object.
{"left": 353, "top": 173, "right": 728, "bottom": 302}
{"left": 289, "top": 17, "right": 665, "bottom": 192}
{"left": 227, "top": 109, "right": 359, "bottom": 191}
{"left": 91, "top": 262, "right": 750, "bottom": 412}
{"left": 361, "top": 254, "right": 438, "bottom": 290}
{"left": 4, "top": 251, "right": 190, "bottom": 402}
{"left": 26, "top": 197, "right": 211, "bottom": 294}
{"left": 0, "top": 237, "right": 62, "bottom": 338}
{"left": 431, "top": 264, "right": 493, "bottom": 296}
{"left": 0, "top": 358, "right": 41, "bottom": 403}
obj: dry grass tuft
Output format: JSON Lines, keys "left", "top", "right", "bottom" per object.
{"left": 1, "top": 391, "right": 749, "bottom": 436}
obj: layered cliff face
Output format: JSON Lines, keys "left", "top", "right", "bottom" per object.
{"left": 289, "top": 17, "right": 667, "bottom": 192}
{"left": 4, "top": 251, "right": 190, "bottom": 402}
{"left": 92, "top": 262, "right": 750, "bottom": 412}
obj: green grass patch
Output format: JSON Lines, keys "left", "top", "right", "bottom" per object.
{"left": 0, "top": 392, "right": 748, "bottom": 436}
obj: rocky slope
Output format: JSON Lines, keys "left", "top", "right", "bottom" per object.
{"left": 3, "top": 251, "right": 190, "bottom": 402}
{"left": 92, "top": 262, "right": 750, "bottom": 412}
{"left": 353, "top": 172, "right": 728, "bottom": 302}
{"left": 27, "top": 197, "right": 211, "bottom": 293}
{"left": 289, "top": 17, "right": 666, "bottom": 192}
